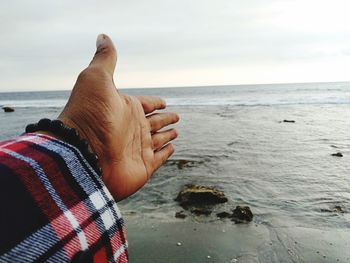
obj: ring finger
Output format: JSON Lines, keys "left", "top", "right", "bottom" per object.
{"left": 152, "top": 129, "right": 178, "bottom": 151}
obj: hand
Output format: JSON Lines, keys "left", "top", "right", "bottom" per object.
{"left": 58, "top": 34, "right": 179, "bottom": 201}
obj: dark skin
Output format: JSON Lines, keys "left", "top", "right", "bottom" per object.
{"left": 40, "top": 34, "right": 179, "bottom": 201}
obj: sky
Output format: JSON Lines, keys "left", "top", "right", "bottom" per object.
{"left": 1, "top": 0, "right": 350, "bottom": 91}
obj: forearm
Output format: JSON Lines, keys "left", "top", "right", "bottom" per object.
{"left": 0, "top": 133, "right": 128, "bottom": 262}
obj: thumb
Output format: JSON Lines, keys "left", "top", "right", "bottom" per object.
{"left": 89, "top": 34, "right": 117, "bottom": 76}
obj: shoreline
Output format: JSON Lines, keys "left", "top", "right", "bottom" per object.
{"left": 124, "top": 216, "right": 350, "bottom": 262}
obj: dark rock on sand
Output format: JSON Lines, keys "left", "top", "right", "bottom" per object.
{"left": 175, "top": 185, "right": 228, "bottom": 209}
{"left": 216, "top": 212, "right": 232, "bottom": 219}
{"left": 167, "top": 159, "right": 204, "bottom": 169}
{"left": 331, "top": 152, "right": 343, "bottom": 157}
{"left": 320, "top": 205, "right": 345, "bottom": 213}
{"left": 176, "top": 160, "right": 192, "bottom": 169}
{"left": 3, "top": 106, "right": 15, "bottom": 113}
{"left": 283, "top": 120, "right": 295, "bottom": 123}
{"left": 231, "top": 206, "right": 253, "bottom": 223}
{"left": 333, "top": 205, "right": 344, "bottom": 213}
{"left": 175, "top": 211, "right": 187, "bottom": 219}
{"left": 175, "top": 185, "right": 254, "bottom": 222}
{"left": 191, "top": 208, "right": 212, "bottom": 216}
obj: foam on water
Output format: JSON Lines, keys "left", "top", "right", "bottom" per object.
{"left": 0, "top": 99, "right": 67, "bottom": 108}
{"left": 1, "top": 82, "right": 350, "bottom": 107}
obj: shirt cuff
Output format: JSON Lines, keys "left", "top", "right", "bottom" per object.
{"left": 0, "top": 133, "right": 128, "bottom": 262}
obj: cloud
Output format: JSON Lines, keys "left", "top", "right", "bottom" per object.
{"left": 0, "top": 0, "right": 350, "bottom": 91}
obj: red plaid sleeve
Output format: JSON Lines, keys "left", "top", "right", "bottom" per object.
{"left": 0, "top": 134, "right": 128, "bottom": 262}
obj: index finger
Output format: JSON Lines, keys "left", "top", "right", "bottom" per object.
{"left": 136, "top": 96, "right": 166, "bottom": 114}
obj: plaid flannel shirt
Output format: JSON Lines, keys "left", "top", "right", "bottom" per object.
{"left": 0, "top": 134, "right": 128, "bottom": 262}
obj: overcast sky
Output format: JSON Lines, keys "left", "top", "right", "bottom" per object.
{"left": 1, "top": 0, "right": 350, "bottom": 91}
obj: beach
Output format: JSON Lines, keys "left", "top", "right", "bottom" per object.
{"left": 1, "top": 83, "right": 350, "bottom": 262}
{"left": 125, "top": 219, "right": 350, "bottom": 262}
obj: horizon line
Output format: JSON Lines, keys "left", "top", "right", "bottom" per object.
{"left": 0, "top": 80, "right": 350, "bottom": 93}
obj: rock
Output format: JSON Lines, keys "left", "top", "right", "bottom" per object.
{"left": 283, "top": 120, "right": 295, "bottom": 123}
{"left": 177, "top": 160, "right": 192, "bottom": 169}
{"left": 175, "top": 185, "right": 228, "bottom": 209}
{"left": 2, "top": 106, "right": 14, "bottom": 113}
{"left": 216, "top": 212, "right": 232, "bottom": 219}
{"left": 167, "top": 159, "right": 204, "bottom": 169}
{"left": 320, "top": 205, "right": 345, "bottom": 213}
{"left": 175, "top": 211, "right": 187, "bottom": 219}
{"left": 333, "top": 205, "right": 344, "bottom": 213}
{"left": 176, "top": 242, "right": 182, "bottom": 246}
{"left": 331, "top": 152, "right": 343, "bottom": 157}
{"left": 231, "top": 206, "right": 253, "bottom": 223}
{"left": 191, "top": 207, "right": 212, "bottom": 216}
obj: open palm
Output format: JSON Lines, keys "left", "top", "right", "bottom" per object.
{"left": 59, "top": 34, "right": 179, "bottom": 201}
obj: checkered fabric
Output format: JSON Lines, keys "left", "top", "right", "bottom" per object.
{"left": 0, "top": 134, "right": 128, "bottom": 262}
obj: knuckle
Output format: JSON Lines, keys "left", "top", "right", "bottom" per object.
{"left": 77, "top": 67, "right": 109, "bottom": 83}
{"left": 77, "top": 68, "right": 91, "bottom": 82}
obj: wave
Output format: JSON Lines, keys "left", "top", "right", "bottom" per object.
{"left": 0, "top": 99, "right": 66, "bottom": 108}
{"left": 2, "top": 83, "right": 350, "bottom": 107}
{"left": 165, "top": 98, "right": 350, "bottom": 107}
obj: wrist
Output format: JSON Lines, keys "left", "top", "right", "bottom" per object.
{"left": 57, "top": 116, "right": 97, "bottom": 154}
{"left": 25, "top": 118, "right": 102, "bottom": 177}
{"left": 57, "top": 116, "right": 110, "bottom": 179}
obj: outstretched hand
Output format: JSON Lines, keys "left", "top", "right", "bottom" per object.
{"left": 58, "top": 34, "right": 179, "bottom": 201}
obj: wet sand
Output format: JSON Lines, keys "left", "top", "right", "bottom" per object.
{"left": 124, "top": 216, "right": 350, "bottom": 262}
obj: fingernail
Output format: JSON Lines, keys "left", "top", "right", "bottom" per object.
{"left": 96, "top": 34, "right": 107, "bottom": 49}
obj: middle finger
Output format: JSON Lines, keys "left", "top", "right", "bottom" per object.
{"left": 148, "top": 112, "right": 180, "bottom": 133}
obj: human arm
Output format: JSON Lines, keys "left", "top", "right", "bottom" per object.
{"left": 0, "top": 34, "right": 179, "bottom": 262}
{"left": 58, "top": 34, "right": 179, "bottom": 201}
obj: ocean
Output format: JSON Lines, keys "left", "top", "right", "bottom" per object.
{"left": 1, "top": 82, "right": 350, "bottom": 262}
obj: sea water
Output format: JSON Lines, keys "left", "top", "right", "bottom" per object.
{"left": 1, "top": 82, "right": 350, "bottom": 262}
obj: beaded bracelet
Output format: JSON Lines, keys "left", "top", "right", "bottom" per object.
{"left": 25, "top": 118, "right": 102, "bottom": 177}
